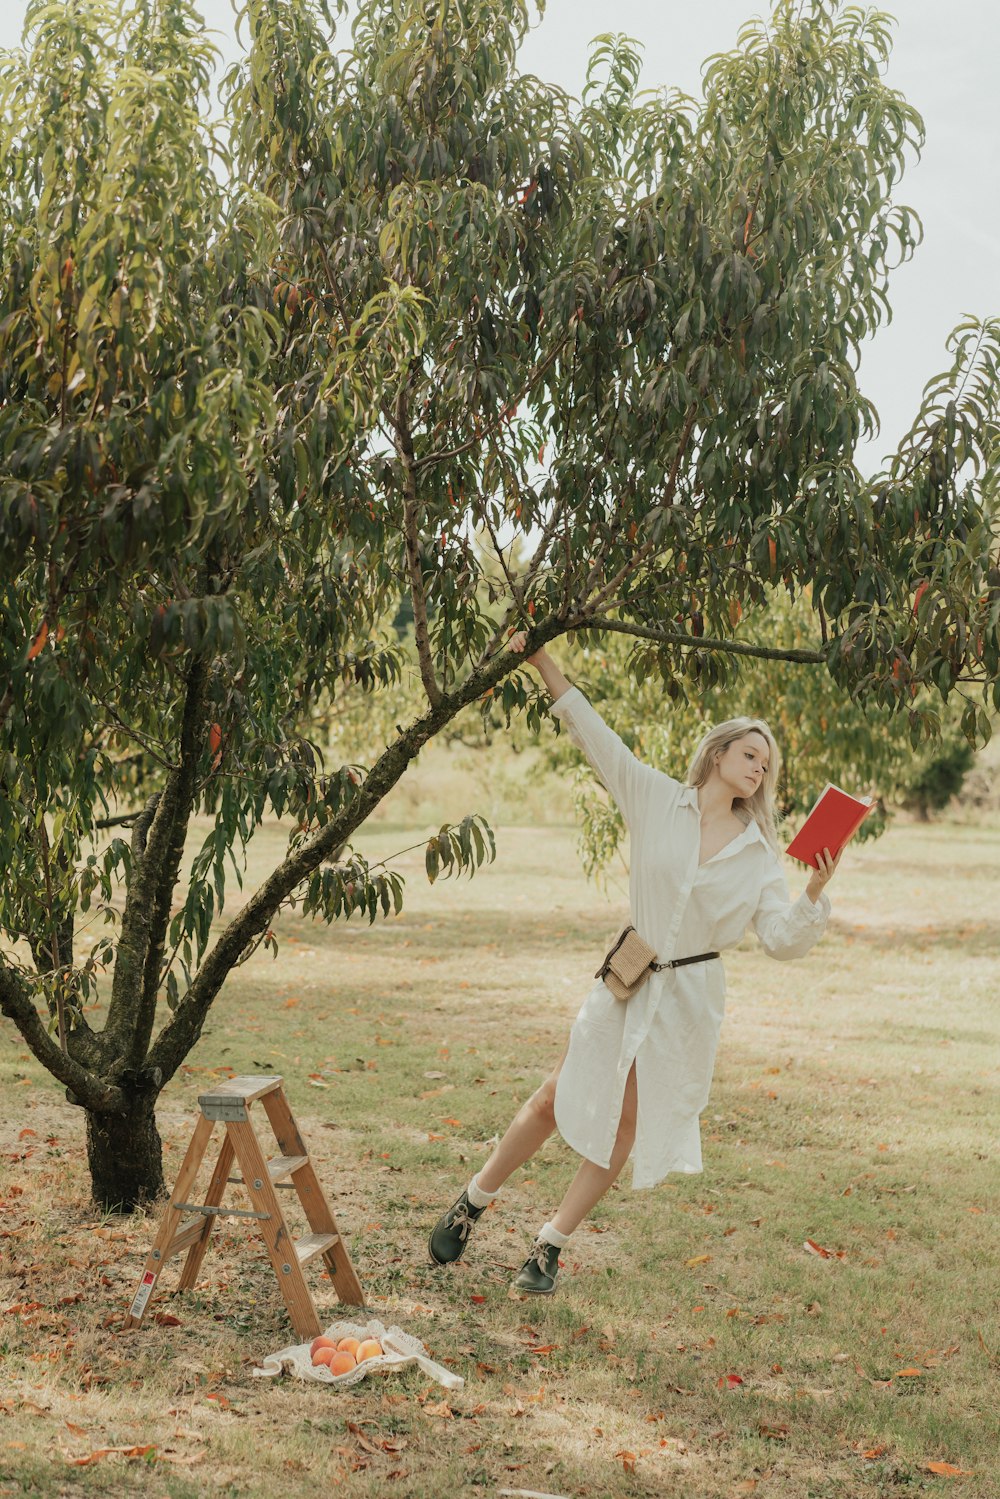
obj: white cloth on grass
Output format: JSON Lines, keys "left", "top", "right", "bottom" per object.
{"left": 549, "top": 685, "right": 830, "bottom": 1190}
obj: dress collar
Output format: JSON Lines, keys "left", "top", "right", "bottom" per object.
{"left": 680, "top": 784, "right": 767, "bottom": 857}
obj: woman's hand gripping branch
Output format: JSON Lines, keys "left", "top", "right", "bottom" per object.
{"left": 508, "top": 629, "right": 573, "bottom": 703}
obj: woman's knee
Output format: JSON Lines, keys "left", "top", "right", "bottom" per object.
{"left": 617, "top": 1065, "right": 638, "bottom": 1137}
{"left": 529, "top": 1077, "right": 558, "bottom": 1126}
{"left": 615, "top": 1103, "right": 637, "bottom": 1146}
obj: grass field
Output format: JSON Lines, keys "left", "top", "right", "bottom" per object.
{"left": 2, "top": 780, "right": 999, "bottom": 1498}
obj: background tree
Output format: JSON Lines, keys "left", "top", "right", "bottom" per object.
{"left": 1, "top": 0, "right": 998, "bottom": 1209}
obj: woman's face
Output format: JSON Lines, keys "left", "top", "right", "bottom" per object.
{"left": 714, "top": 731, "right": 771, "bottom": 800}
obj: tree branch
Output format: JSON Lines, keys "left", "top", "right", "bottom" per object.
{"left": 394, "top": 383, "right": 442, "bottom": 707}
{"left": 94, "top": 811, "right": 142, "bottom": 830}
{"left": 0, "top": 959, "right": 125, "bottom": 1112}
{"left": 36, "top": 818, "right": 67, "bottom": 1053}
{"left": 569, "top": 615, "right": 825, "bottom": 663}
{"left": 102, "top": 656, "right": 207, "bottom": 1073}
{"left": 584, "top": 402, "right": 700, "bottom": 608}
{"left": 476, "top": 497, "right": 568, "bottom": 666}
{"left": 413, "top": 331, "right": 574, "bottom": 474}
{"left": 133, "top": 658, "right": 209, "bottom": 1064}
{"left": 145, "top": 630, "right": 567, "bottom": 1085}
{"left": 90, "top": 692, "right": 178, "bottom": 770}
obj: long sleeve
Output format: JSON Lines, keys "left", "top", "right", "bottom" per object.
{"left": 549, "top": 684, "right": 670, "bottom": 830}
{"left": 752, "top": 858, "right": 830, "bottom": 961}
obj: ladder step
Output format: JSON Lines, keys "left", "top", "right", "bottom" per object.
{"left": 295, "top": 1232, "right": 339, "bottom": 1265}
{"left": 199, "top": 1074, "right": 283, "bottom": 1106}
{"left": 199, "top": 1075, "right": 285, "bottom": 1121}
{"left": 270, "top": 1154, "right": 309, "bottom": 1183}
{"left": 167, "top": 1218, "right": 208, "bottom": 1258}
{"left": 227, "top": 1154, "right": 308, "bottom": 1188}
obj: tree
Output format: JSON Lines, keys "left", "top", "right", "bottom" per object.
{"left": 2, "top": 0, "right": 998, "bottom": 1208}
{"left": 902, "top": 740, "right": 975, "bottom": 821}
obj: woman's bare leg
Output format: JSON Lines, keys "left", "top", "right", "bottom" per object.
{"left": 474, "top": 1037, "right": 570, "bottom": 1194}
{"left": 548, "top": 1060, "right": 638, "bottom": 1237}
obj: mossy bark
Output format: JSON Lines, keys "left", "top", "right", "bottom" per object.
{"left": 85, "top": 1099, "right": 165, "bottom": 1212}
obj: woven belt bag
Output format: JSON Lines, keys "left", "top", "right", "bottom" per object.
{"left": 596, "top": 924, "right": 720, "bottom": 1002}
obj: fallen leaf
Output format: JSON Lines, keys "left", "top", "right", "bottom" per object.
{"left": 718, "top": 1373, "right": 744, "bottom": 1389}
{"left": 896, "top": 1368, "right": 924, "bottom": 1378}
{"left": 925, "top": 1461, "right": 973, "bottom": 1476}
{"left": 154, "top": 1313, "right": 181, "bottom": 1327}
{"left": 686, "top": 1254, "right": 712, "bottom": 1267}
{"left": 346, "top": 1422, "right": 381, "bottom": 1456}
{"left": 67, "top": 1445, "right": 155, "bottom": 1466}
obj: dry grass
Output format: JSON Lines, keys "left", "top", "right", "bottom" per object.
{"left": 2, "top": 789, "right": 999, "bottom": 1498}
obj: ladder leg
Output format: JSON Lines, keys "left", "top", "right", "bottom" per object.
{"left": 227, "top": 1119, "right": 322, "bottom": 1343}
{"left": 260, "top": 1086, "right": 307, "bottom": 1158}
{"left": 177, "top": 1134, "right": 235, "bottom": 1291}
{"left": 261, "top": 1090, "right": 366, "bottom": 1308}
{"left": 292, "top": 1159, "right": 365, "bottom": 1309}
{"left": 123, "top": 1112, "right": 215, "bottom": 1329}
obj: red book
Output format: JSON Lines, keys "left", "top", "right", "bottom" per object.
{"left": 786, "top": 783, "right": 874, "bottom": 868}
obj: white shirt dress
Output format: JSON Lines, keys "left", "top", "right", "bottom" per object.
{"left": 549, "top": 685, "right": 831, "bottom": 1190}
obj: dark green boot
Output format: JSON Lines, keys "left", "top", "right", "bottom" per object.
{"left": 512, "top": 1237, "right": 561, "bottom": 1294}
{"left": 428, "top": 1189, "right": 486, "bottom": 1265}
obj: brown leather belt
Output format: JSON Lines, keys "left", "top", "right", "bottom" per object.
{"left": 651, "top": 952, "right": 720, "bottom": 970}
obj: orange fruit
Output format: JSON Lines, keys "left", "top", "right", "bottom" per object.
{"left": 311, "top": 1345, "right": 336, "bottom": 1368}
{"left": 337, "top": 1337, "right": 361, "bottom": 1357}
{"left": 328, "top": 1350, "right": 357, "bottom": 1376}
{"left": 310, "top": 1336, "right": 336, "bottom": 1359}
{"left": 356, "top": 1339, "right": 382, "bottom": 1362}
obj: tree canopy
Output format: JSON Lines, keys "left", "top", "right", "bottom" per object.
{"left": 1, "top": 0, "right": 997, "bottom": 1207}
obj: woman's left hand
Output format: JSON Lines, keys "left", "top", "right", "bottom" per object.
{"left": 806, "top": 846, "right": 842, "bottom": 904}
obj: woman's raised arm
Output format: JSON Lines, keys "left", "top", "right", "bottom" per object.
{"left": 509, "top": 632, "right": 667, "bottom": 830}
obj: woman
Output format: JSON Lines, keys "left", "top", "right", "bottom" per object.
{"left": 428, "top": 636, "right": 841, "bottom": 1295}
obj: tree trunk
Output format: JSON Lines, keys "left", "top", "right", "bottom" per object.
{"left": 85, "top": 1099, "right": 165, "bottom": 1212}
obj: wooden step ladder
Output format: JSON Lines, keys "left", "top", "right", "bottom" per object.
{"left": 123, "top": 1075, "right": 365, "bottom": 1341}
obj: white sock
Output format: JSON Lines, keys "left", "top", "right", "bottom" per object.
{"left": 466, "top": 1173, "right": 498, "bottom": 1209}
{"left": 537, "top": 1220, "right": 569, "bottom": 1248}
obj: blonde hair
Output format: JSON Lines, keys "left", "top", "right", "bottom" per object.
{"left": 686, "top": 717, "right": 781, "bottom": 857}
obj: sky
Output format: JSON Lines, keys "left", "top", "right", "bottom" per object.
{"left": 2, "top": 0, "right": 996, "bottom": 476}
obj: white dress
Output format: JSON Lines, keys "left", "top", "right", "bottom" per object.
{"left": 549, "top": 685, "right": 831, "bottom": 1190}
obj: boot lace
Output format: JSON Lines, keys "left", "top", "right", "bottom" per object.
{"left": 447, "top": 1200, "right": 478, "bottom": 1241}
{"left": 529, "top": 1238, "right": 558, "bottom": 1274}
